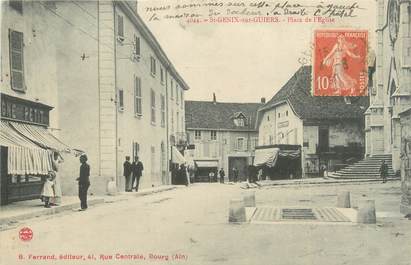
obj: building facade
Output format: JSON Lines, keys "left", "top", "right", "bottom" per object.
{"left": 0, "top": 0, "right": 188, "bottom": 203}
{"left": 185, "top": 99, "right": 261, "bottom": 181}
{"left": 365, "top": 0, "right": 411, "bottom": 173}
{"left": 256, "top": 66, "right": 368, "bottom": 178}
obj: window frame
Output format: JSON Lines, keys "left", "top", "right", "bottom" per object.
{"left": 176, "top": 84, "right": 179, "bottom": 105}
{"left": 236, "top": 137, "right": 245, "bottom": 151}
{"left": 134, "top": 76, "right": 142, "bottom": 116}
{"left": 150, "top": 56, "right": 156, "bottom": 76}
{"left": 194, "top": 130, "right": 201, "bottom": 140}
{"left": 118, "top": 89, "right": 124, "bottom": 111}
{"left": 9, "top": 29, "right": 25, "bottom": 92}
{"left": 210, "top": 130, "right": 217, "bottom": 141}
{"left": 160, "top": 94, "right": 165, "bottom": 127}
{"left": 170, "top": 79, "right": 174, "bottom": 99}
{"left": 117, "top": 14, "right": 124, "bottom": 41}
{"left": 133, "top": 34, "right": 140, "bottom": 59}
{"left": 160, "top": 67, "right": 164, "bottom": 85}
{"left": 150, "top": 88, "right": 156, "bottom": 124}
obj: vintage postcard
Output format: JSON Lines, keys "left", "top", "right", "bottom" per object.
{"left": 0, "top": 0, "right": 410, "bottom": 265}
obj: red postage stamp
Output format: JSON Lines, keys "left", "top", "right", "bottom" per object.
{"left": 313, "top": 29, "right": 368, "bottom": 96}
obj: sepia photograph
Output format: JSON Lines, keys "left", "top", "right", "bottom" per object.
{"left": 0, "top": 0, "right": 410, "bottom": 264}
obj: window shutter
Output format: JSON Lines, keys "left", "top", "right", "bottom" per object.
{"left": 118, "top": 89, "right": 124, "bottom": 110}
{"left": 134, "top": 36, "right": 140, "bottom": 55}
{"left": 117, "top": 15, "right": 124, "bottom": 38}
{"left": 9, "top": 30, "right": 25, "bottom": 91}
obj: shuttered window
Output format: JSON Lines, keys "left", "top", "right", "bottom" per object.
{"left": 134, "top": 35, "right": 140, "bottom": 56}
{"left": 176, "top": 84, "right": 179, "bottom": 104}
{"left": 117, "top": 15, "right": 124, "bottom": 40}
{"left": 160, "top": 94, "right": 165, "bottom": 127}
{"left": 170, "top": 79, "right": 174, "bottom": 99}
{"left": 9, "top": 29, "right": 25, "bottom": 92}
{"left": 134, "top": 76, "right": 142, "bottom": 115}
{"left": 118, "top": 89, "right": 124, "bottom": 111}
{"left": 151, "top": 89, "right": 156, "bottom": 124}
{"left": 150, "top": 56, "right": 156, "bottom": 76}
{"left": 132, "top": 142, "right": 140, "bottom": 160}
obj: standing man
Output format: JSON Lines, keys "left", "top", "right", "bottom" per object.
{"left": 219, "top": 168, "right": 225, "bottom": 184}
{"left": 76, "top": 154, "right": 90, "bottom": 211}
{"left": 379, "top": 160, "right": 388, "bottom": 183}
{"left": 123, "top": 156, "right": 132, "bottom": 192}
{"left": 131, "top": 156, "right": 144, "bottom": 192}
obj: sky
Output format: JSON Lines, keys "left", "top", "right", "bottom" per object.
{"left": 138, "top": 0, "right": 377, "bottom": 103}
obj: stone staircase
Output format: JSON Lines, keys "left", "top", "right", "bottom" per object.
{"left": 329, "top": 154, "right": 399, "bottom": 180}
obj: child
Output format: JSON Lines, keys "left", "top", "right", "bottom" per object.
{"left": 41, "top": 171, "right": 56, "bottom": 208}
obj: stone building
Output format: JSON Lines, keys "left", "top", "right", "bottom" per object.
{"left": 256, "top": 66, "right": 369, "bottom": 179}
{"left": 364, "top": 0, "right": 411, "bottom": 173}
{"left": 185, "top": 98, "right": 262, "bottom": 182}
{"left": 0, "top": 0, "right": 188, "bottom": 204}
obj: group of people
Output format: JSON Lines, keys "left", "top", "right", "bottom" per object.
{"left": 123, "top": 156, "right": 144, "bottom": 192}
{"left": 215, "top": 166, "right": 259, "bottom": 184}
{"left": 41, "top": 152, "right": 90, "bottom": 211}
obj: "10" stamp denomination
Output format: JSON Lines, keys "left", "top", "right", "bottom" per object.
{"left": 313, "top": 29, "right": 368, "bottom": 97}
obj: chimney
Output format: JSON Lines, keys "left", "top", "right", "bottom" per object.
{"left": 260, "top": 97, "right": 266, "bottom": 104}
{"left": 213, "top": 93, "right": 217, "bottom": 104}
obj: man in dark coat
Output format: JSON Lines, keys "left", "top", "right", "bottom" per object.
{"left": 123, "top": 156, "right": 132, "bottom": 192}
{"left": 76, "top": 154, "right": 90, "bottom": 211}
{"left": 219, "top": 168, "right": 225, "bottom": 184}
{"left": 379, "top": 160, "right": 388, "bottom": 183}
{"left": 131, "top": 156, "right": 144, "bottom": 191}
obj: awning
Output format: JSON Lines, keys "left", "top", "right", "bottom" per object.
{"left": 9, "top": 121, "right": 70, "bottom": 152}
{"left": 195, "top": 160, "right": 218, "bottom": 168}
{"left": 254, "top": 148, "right": 279, "bottom": 167}
{"left": 278, "top": 149, "right": 300, "bottom": 158}
{"left": 0, "top": 121, "right": 53, "bottom": 175}
{"left": 171, "top": 146, "right": 186, "bottom": 164}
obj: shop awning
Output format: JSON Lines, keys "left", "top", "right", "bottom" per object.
{"left": 9, "top": 121, "right": 70, "bottom": 152}
{"left": 171, "top": 146, "right": 186, "bottom": 164}
{"left": 195, "top": 160, "right": 218, "bottom": 168}
{"left": 254, "top": 147, "right": 279, "bottom": 167}
{"left": 0, "top": 121, "right": 53, "bottom": 175}
{"left": 0, "top": 121, "right": 40, "bottom": 149}
{"left": 278, "top": 149, "right": 301, "bottom": 158}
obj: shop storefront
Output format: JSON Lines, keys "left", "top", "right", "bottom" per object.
{"left": 254, "top": 145, "right": 302, "bottom": 180}
{"left": 0, "top": 93, "right": 71, "bottom": 205}
{"left": 194, "top": 160, "right": 219, "bottom": 182}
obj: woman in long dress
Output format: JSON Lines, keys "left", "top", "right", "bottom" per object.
{"left": 322, "top": 34, "right": 361, "bottom": 95}
{"left": 50, "top": 152, "right": 63, "bottom": 205}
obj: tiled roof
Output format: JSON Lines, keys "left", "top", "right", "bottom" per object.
{"left": 185, "top": 101, "right": 262, "bottom": 131}
{"left": 261, "top": 66, "right": 369, "bottom": 121}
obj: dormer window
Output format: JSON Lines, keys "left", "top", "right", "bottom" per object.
{"left": 236, "top": 118, "right": 245, "bottom": 127}
{"left": 233, "top": 112, "right": 247, "bottom": 127}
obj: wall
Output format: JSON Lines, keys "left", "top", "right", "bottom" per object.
{"left": 258, "top": 102, "right": 303, "bottom": 147}
{"left": 367, "top": 0, "right": 411, "bottom": 171}
{"left": 115, "top": 4, "right": 168, "bottom": 189}
{"left": 187, "top": 129, "right": 258, "bottom": 175}
{"left": 0, "top": 1, "right": 102, "bottom": 195}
